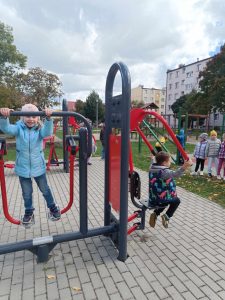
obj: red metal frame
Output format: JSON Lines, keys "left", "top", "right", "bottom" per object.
{"left": 43, "top": 121, "right": 59, "bottom": 171}
{"left": 129, "top": 108, "right": 189, "bottom": 172}
{"left": 68, "top": 116, "right": 80, "bottom": 134}
{"left": 0, "top": 144, "right": 77, "bottom": 225}
{"left": 0, "top": 158, "right": 21, "bottom": 225}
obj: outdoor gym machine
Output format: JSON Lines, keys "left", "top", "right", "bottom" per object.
{"left": 129, "top": 108, "right": 189, "bottom": 209}
{"left": 0, "top": 62, "right": 131, "bottom": 263}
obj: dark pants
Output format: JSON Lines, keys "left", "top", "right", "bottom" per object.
{"left": 155, "top": 146, "right": 162, "bottom": 153}
{"left": 154, "top": 197, "right": 180, "bottom": 218}
{"left": 195, "top": 158, "right": 205, "bottom": 172}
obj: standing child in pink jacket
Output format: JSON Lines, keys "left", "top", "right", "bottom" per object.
{"left": 217, "top": 133, "right": 225, "bottom": 180}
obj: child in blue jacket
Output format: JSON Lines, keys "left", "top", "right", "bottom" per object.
{"left": 191, "top": 133, "right": 208, "bottom": 176}
{"left": 0, "top": 104, "right": 61, "bottom": 225}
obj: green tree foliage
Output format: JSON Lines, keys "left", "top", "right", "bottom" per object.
{"left": 0, "top": 85, "right": 22, "bottom": 108}
{"left": 199, "top": 44, "right": 225, "bottom": 112}
{"left": 171, "top": 90, "right": 211, "bottom": 115}
{"left": 0, "top": 21, "right": 27, "bottom": 107}
{"left": 83, "top": 90, "right": 105, "bottom": 123}
{"left": 0, "top": 22, "right": 26, "bottom": 83}
{"left": 14, "top": 67, "right": 63, "bottom": 108}
{"left": 75, "top": 99, "right": 85, "bottom": 115}
{"left": 131, "top": 99, "right": 145, "bottom": 108}
{"left": 171, "top": 95, "right": 187, "bottom": 114}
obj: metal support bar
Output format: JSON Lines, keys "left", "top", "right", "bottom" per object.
{"left": 0, "top": 225, "right": 117, "bottom": 257}
{"left": 79, "top": 128, "right": 88, "bottom": 235}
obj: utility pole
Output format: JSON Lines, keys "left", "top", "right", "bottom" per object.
{"left": 96, "top": 99, "right": 99, "bottom": 128}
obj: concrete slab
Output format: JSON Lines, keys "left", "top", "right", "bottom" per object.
{"left": 0, "top": 157, "right": 225, "bottom": 299}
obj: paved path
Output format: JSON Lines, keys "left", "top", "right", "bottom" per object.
{"left": 0, "top": 158, "right": 225, "bottom": 300}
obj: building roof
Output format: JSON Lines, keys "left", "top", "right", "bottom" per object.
{"left": 141, "top": 102, "right": 159, "bottom": 109}
{"left": 167, "top": 57, "right": 212, "bottom": 73}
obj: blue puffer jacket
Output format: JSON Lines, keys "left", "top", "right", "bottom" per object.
{"left": 0, "top": 118, "right": 53, "bottom": 178}
{"left": 193, "top": 140, "right": 208, "bottom": 159}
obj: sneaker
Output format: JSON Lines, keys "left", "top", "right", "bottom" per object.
{"left": 200, "top": 171, "right": 204, "bottom": 176}
{"left": 190, "top": 171, "right": 198, "bottom": 176}
{"left": 217, "top": 175, "right": 222, "bottom": 180}
{"left": 149, "top": 212, "right": 157, "bottom": 228}
{"left": 49, "top": 205, "right": 61, "bottom": 221}
{"left": 208, "top": 173, "right": 212, "bottom": 177}
{"left": 87, "top": 162, "right": 92, "bottom": 165}
{"left": 161, "top": 214, "right": 170, "bottom": 228}
{"left": 22, "top": 212, "right": 34, "bottom": 225}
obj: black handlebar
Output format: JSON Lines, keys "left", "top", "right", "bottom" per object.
{"left": 0, "top": 111, "right": 92, "bottom": 157}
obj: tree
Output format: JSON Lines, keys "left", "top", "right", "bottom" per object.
{"left": 83, "top": 91, "right": 105, "bottom": 123}
{"left": 14, "top": 67, "right": 63, "bottom": 108}
{"left": 131, "top": 99, "right": 145, "bottom": 108}
{"left": 75, "top": 99, "right": 85, "bottom": 115}
{"left": 0, "top": 21, "right": 27, "bottom": 107}
{"left": 171, "top": 95, "right": 187, "bottom": 114}
{"left": 0, "top": 21, "right": 27, "bottom": 83}
{"left": 199, "top": 44, "right": 225, "bottom": 112}
{"left": 0, "top": 85, "right": 23, "bottom": 108}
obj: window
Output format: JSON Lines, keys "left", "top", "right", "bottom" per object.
{"left": 185, "top": 84, "right": 192, "bottom": 90}
{"left": 169, "top": 84, "right": 172, "bottom": 90}
{"left": 175, "top": 82, "right": 179, "bottom": 89}
{"left": 168, "top": 94, "right": 172, "bottom": 100}
{"left": 182, "top": 67, "right": 186, "bottom": 73}
{"left": 181, "top": 91, "right": 184, "bottom": 95}
{"left": 186, "top": 71, "right": 193, "bottom": 78}
{"left": 197, "top": 64, "right": 201, "bottom": 71}
{"left": 168, "top": 105, "right": 171, "bottom": 110}
{"left": 214, "top": 113, "right": 219, "bottom": 120}
{"left": 161, "top": 105, "right": 164, "bottom": 109}
{"left": 176, "top": 71, "right": 179, "bottom": 77}
{"left": 174, "top": 93, "right": 178, "bottom": 100}
{"left": 181, "top": 80, "right": 185, "bottom": 85}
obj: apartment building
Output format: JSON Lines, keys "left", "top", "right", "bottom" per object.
{"left": 131, "top": 85, "right": 166, "bottom": 114}
{"left": 165, "top": 57, "right": 224, "bottom": 127}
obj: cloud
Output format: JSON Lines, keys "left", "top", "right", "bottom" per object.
{"left": 0, "top": 0, "right": 224, "bottom": 101}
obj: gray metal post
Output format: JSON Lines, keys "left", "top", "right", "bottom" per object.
{"left": 79, "top": 128, "right": 88, "bottom": 235}
{"left": 62, "top": 99, "right": 69, "bottom": 172}
{"left": 105, "top": 62, "right": 131, "bottom": 262}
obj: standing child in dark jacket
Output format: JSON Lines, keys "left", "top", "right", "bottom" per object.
{"left": 149, "top": 152, "right": 192, "bottom": 228}
{"left": 191, "top": 133, "right": 208, "bottom": 176}
{"left": 0, "top": 104, "right": 61, "bottom": 225}
{"left": 217, "top": 133, "right": 225, "bottom": 180}
{"left": 100, "top": 123, "right": 105, "bottom": 159}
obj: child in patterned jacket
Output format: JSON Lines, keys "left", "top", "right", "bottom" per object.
{"left": 149, "top": 151, "right": 192, "bottom": 228}
{"left": 217, "top": 133, "right": 225, "bottom": 180}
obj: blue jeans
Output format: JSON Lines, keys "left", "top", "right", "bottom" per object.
{"left": 101, "top": 146, "right": 105, "bottom": 159}
{"left": 19, "top": 174, "right": 55, "bottom": 214}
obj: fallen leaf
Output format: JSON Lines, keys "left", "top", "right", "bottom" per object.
{"left": 47, "top": 275, "right": 56, "bottom": 279}
{"left": 71, "top": 287, "right": 82, "bottom": 292}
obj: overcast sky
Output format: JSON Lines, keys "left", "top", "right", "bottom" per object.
{"left": 0, "top": 0, "right": 224, "bottom": 102}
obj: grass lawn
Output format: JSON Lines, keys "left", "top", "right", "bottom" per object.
{"left": 2, "top": 138, "right": 225, "bottom": 208}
